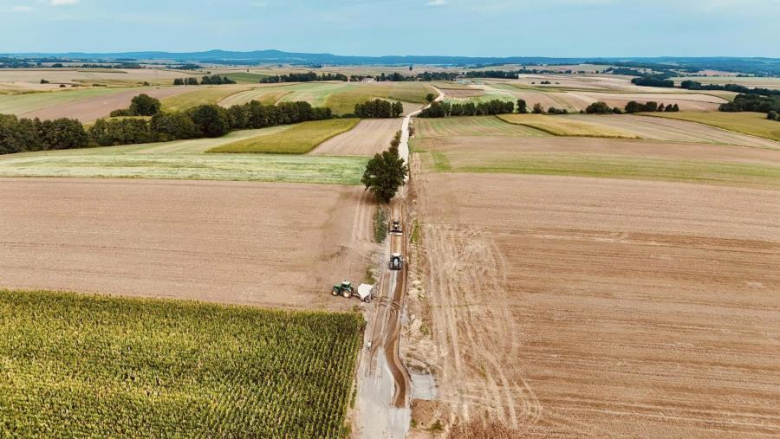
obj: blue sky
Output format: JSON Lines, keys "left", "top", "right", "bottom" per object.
{"left": 1, "top": 0, "right": 779, "bottom": 57}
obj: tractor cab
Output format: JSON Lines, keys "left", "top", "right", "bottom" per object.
{"left": 390, "top": 220, "right": 403, "bottom": 235}
{"left": 332, "top": 280, "right": 354, "bottom": 298}
{"left": 389, "top": 253, "right": 403, "bottom": 271}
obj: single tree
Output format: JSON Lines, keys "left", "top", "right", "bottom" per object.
{"left": 362, "top": 149, "right": 408, "bottom": 204}
{"left": 129, "top": 94, "right": 162, "bottom": 116}
{"left": 532, "top": 103, "right": 545, "bottom": 114}
{"left": 516, "top": 99, "right": 528, "bottom": 114}
{"left": 768, "top": 110, "right": 779, "bottom": 121}
{"left": 425, "top": 93, "right": 436, "bottom": 104}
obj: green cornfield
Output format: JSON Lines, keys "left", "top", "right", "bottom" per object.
{"left": 0, "top": 290, "right": 365, "bottom": 438}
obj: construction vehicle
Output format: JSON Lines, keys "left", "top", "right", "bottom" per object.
{"left": 332, "top": 280, "right": 354, "bottom": 298}
{"left": 389, "top": 253, "right": 403, "bottom": 271}
{"left": 332, "top": 280, "right": 374, "bottom": 303}
{"left": 389, "top": 219, "right": 403, "bottom": 235}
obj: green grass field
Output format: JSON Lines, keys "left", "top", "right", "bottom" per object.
{"left": 160, "top": 85, "right": 254, "bottom": 112}
{"left": 0, "top": 87, "right": 133, "bottom": 115}
{"left": 497, "top": 114, "right": 639, "bottom": 138}
{"left": 0, "top": 290, "right": 363, "bottom": 438}
{"left": 223, "top": 72, "right": 269, "bottom": 83}
{"left": 0, "top": 124, "right": 367, "bottom": 184}
{"left": 414, "top": 116, "right": 549, "bottom": 138}
{"left": 647, "top": 112, "right": 780, "bottom": 143}
{"left": 210, "top": 118, "right": 360, "bottom": 154}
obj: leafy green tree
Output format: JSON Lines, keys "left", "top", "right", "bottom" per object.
{"left": 425, "top": 93, "right": 436, "bottom": 103}
{"left": 768, "top": 110, "right": 779, "bottom": 121}
{"left": 585, "top": 102, "right": 613, "bottom": 114}
{"left": 362, "top": 149, "right": 408, "bottom": 204}
{"left": 129, "top": 94, "right": 162, "bottom": 116}
{"left": 517, "top": 99, "right": 528, "bottom": 114}
{"left": 150, "top": 112, "right": 198, "bottom": 141}
{"left": 188, "top": 105, "right": 231, "bottom": 138}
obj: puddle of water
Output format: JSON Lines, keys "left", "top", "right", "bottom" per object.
{"left": 410, "top": 372, "right": 437, "bottom": 400}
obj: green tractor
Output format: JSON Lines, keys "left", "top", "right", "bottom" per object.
{"left": 332, "top": 280, "right": 354, "bottom": 299}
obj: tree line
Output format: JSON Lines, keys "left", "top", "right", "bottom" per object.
{"left": 259, "top": 72, "right": 348, "bottom": 83}
{"left": 362, "top": 131, "right": 407, "bottom": 203}
{"left": 720, "top": 94, "right": 780, "bottom": 116}
{"left": 418, "top": 99, "right": 515, "bottom": 118}
{"left": 631, "top": 76, "right": 676, "bottom": 88}
{"left": 0, "top": 115, "right": 88, "bottom": 155}
{"left": 354, "top": 100, "right": 404, "bottom": 118}
{"left": 681, "top": 81, "right": 780, "bottom": 97}
{"left": 173, "top": 75, "right": 237, "bottom": 86}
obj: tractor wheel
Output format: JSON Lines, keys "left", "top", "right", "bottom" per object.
{"left": 332, "top": 289, "right": 339, "bottom": 296}
{"left": 343, "top": 290, "right": 352, "bottom": 299}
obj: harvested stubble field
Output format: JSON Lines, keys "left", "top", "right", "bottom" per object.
{"left": 565, "top": 114, "right": 780, "bottom": 148}
{"left": 160, "top": 84, "right": 255, "bottom": 111}
{"left": 0, "top": 68, "right": 195, "bottom": 87}
{"left": 414, "top": 116, "right": 549, "bottom": 139}
{"left": 311, "top": 118, "right": 401, "bottom": 156}
{"left": 647, "top": 111, "right": 780, "bottom": 143}
{"left": 571, "top": 91, "right": 728, "bottom": 111}
{"left": 0, "top": 290, "right": 363, "bottom": 438}
{"left": 414, "top": 172, "right": 780, "bottom": 438}
{"left": 412, "top": 135, "right": 780, "bottom": 189}
{"left": 209, "top": 118, "right": 360, "bottom": 154}
{"left": 0, "top": 178, "right": 374, "bottom": 310}
{"left": 497, "top": 114, "right": 638, "bottom": 138}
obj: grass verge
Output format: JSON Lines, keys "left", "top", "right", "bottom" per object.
{"left": 209, "top": 118, "right": 360, "bottom": 154}
{"left": 0, "top": 289, "right": 364, "bottom": 438}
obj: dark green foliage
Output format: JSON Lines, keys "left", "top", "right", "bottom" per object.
{"left": 681, "top": 80, "right": 780, "bottom": 97}
{"left": 40, "top": 79, "right": 49, "bottom": 84}
{"left": 0, "top": 114, "right": 88, "bottom": 154}
{"left": 188, "top": 104, "right": 231, "bottom": 138}
{"left": 89, "top": 118, "right": 156, "bottom": 146}
{"left": 354, "top": 100, "right": 404, "bottom": 118}
{"left": 418, "top": 100, "right": 514, "bottom": 118}
{"left": 173, "top": 78, "right": 184, "bottom": 86}
{"left": 585, "top": 102, "right": 615, "bottom": 114}
{"left": 517, "top": 99, "right": 528, "bottom": 114}
{"left": 720, "top": 94, "right": 780, "bottom": 114}
{"left": 150, "top": 112, "right": 198, "bottom": 141}
{"left": 259, "top": 72, "right": 347, "bottom": 83}
{"left": 200, "top": 75, "right": 236, "bottom": 85}
{"left": 547, "top": 107, "right": 568, "bottom": 115}
{"left": 426, "top": 93, "right": 436, "bottom": 103}
{"left": 109, "top": 109, "right": 134, "bottom": 117}
{"left": 631, "top": 76, "right": 675, "bottom": 88}
{"left": 362, "top": 146, "right": 408, "bottom": 204}
{"left": 768, "top": 110, "right": 779, "bottom": 121}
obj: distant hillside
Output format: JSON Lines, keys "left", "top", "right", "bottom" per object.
{"left": 3, "top": 50, "right": 780, "bottom": 75}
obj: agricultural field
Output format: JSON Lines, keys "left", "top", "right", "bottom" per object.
{"left": 311, "top": 118, "right": 401, "bottom": 157}
{"left": 672, "top": 75, "right": 780, "bottom": 89}
{"left": 497, "top": 114, "right": 638, "bottom": 138}
{"left": 564, "top": 114, "right": 780, "bottom": 148}
{"left": 412, "top": 135, "right": 780, "bottom": 188}
{"left": 647, "top": 111, "right": 780, "bottom": 143}
{"left": 210, "top": 118, "right": 360, "bottom": 154}
{"left": 0, "top": 178, "right": 374, "bottom": 309}
{"left": 0, "top": 67, "right": 197, "bottom": 87}
{"left": 413, "top": 116, "right": 549, "bottom": 138}
{"left": 160, "top": 84, "right": 255, "bottom": 111}
{"left": 0, "top": 289, "right": 363, "bottom": 438}
{"left": 411, "top": 172, "right": 780, "bottom": 437}
{"left": 0, "top": 125, "right": 368, "bottom": 184}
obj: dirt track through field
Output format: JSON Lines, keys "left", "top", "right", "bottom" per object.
{"left": 20, "top": 87, "right": 193, "bottom": 122}
{"left": 310, "top": 119, "right": 400, "bottom": 156}
{"left": 0, "top": 178, "right": 373, "bottom": 311}
{"left": 417, "top": 173, "right": 780, "bottom": 437}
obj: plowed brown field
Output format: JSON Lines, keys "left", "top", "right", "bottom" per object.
{"left": 416, "top": 173, "right": 780, "bottom": 438}
{"left": 0, "top": 178, "right": 375, "bottom": 310}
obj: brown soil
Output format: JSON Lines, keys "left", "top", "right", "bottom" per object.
{"left": 311, "top": 119, "right": 401, "bottom": 156}
{"left": 416, "top": 173, "right": 780, "bottom": 438}
{"left": 0, "top": 178, "right": 374, "bottom": 311}
{"left": 21, "top": 87, "right": 193, "bottom": 122}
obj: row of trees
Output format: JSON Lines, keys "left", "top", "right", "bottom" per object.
{"left": 0, "top": 115, "right": 88, "bottom": 155}
{"left": 719, "top": 94, "right": 780, "bottom": 114}
{"left": 173, "top": 75, "right": 237, "bottom": 86}
{"left": 354, "top": 100, "right": 404, "bottom": 118}
{"left": 625, "top": 101, "right": 680, "bottom": 113}
{"left": 90, "top": 100, "right": 334, "bottom": 146}
{"left": 631, "top": 76, "right": 676, "bottom": 88}
{"left": 259, "top": 72, "right": 348, "bottom": 83}
{"left": 418, "top": 99, "right": 515, "bottom": 118}
{"left": 681, "top": 81, "right": 780, "bottom": 97}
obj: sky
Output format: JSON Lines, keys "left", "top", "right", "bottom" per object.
{"left": 1, "top": 0, "right": 779, "bottom": 57}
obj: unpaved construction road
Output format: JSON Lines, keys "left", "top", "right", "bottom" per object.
{"left": 0, "top": 178, "right": 373, "bottom": 311}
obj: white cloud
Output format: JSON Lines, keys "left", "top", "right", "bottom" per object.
{"left": 427, "top": 0, "right": 447, "bottom": 6}
{"left": 50, "top": 0, "right": 79, "bottom": 5}
{"left": 12, "top": 5, "right": 36, "bottom": 12}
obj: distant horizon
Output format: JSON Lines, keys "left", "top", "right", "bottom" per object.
{"left": 2, "top": 0, "right": 779, "bottom": 58}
